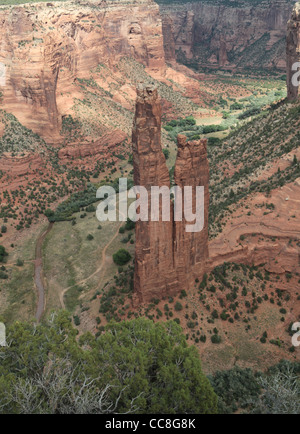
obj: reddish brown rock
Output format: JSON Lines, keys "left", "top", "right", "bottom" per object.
{"left": 132, "top": 85, "right": 209, "bottom": 303}
{"left": 174, "top": 134, "right": 209, "bottom": 291}
{"left": 161, "top": 14, "right": 176, "bottom": 61}
{"left": 58, "top": 130, "right": 127, "bottom": 160}
{"left": 0, "top": 0, "right": 166, "bottom": 142}
{"left": 287, "top": 2, "right": 300, "bottom": 100}
{"left": 160, "top": 0, "right": 293, "bottom": 71}
{"left": 0, "top": 152, "right": 44, "bottom": 177}
{"left": 219, "top": 37, "right": 229, "bottom": 67}
{"left": 132, "top": 85, "right": 177, "bottom": 303}
{"left": 208, "top": 178, "right": 300, "bottom": 277}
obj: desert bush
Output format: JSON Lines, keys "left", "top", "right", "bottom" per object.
{"left": 113, "top": 249, "right": 132, "bottom": 266}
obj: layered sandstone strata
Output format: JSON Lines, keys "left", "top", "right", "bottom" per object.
{"left": 0, "top": 0, "right": 165, "bottom": 142}
{"left": 58, "top": 130, "right": 127, "bottom": 159}
{"left": 0, "top": 152, "right": 44, "bottom": 177}
{"left": 287, "top": 2, "right": 300, "bottom": 100}
{"left": 132, "top": 85, "right": 209, "bottom": 303}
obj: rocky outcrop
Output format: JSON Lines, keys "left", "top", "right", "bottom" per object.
{"left": 132, "top": 85, "right": 209, "bottom": 303}
{"left": 58, "top": 130, "right": 126, "bottom": 159}
{"left": 0, "top": 152, "right": 44, "bottom": 177}
{"left": 0, "top": 0, "right": 166, "bottom": 142}
{"left": 287, "top": 2, "right": 300, "bottom": 100}
{"left": 159, "top": 0, "right": 294, "bottom": 71}
{"left": 208, "top": 177, "right": 300, "bottom": 276}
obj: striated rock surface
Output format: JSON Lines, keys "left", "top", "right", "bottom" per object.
{"left": 159, "top": 0, "right": 294, "bottom": 71}
{"left": 287, "top": 2, "right": 300, "bottom": 100}
{"left": 208, "top": 179, "right": 300, "bottom": 276}
{"left": 0, "top": 0, "right": 166, "bottom": 142}
{"left": 174, "top": 134, "right": 209, "bottom": 292}
{"left": 132, "top": 85, "right": 209, "bottom": 303}
{"left": 0, "top": 152, "right": 44, "bottom": 177}
{"left": 132, "top": 85, "right": 177, "bottom": 303}
{"left": 58, "top": 130, "right": 127, "bottom": 159}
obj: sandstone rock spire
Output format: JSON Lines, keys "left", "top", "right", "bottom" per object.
{"left": 287, "top": 2, "right": 300, "bottom": 101}
{"left": 174, "top": 134, "right": 209, "bottom": 291}
{"left": 132, "top": 85, "right": 178, "bottom": 303}
{"left": 132, "top": 85, "right": 209, "bottom": 303}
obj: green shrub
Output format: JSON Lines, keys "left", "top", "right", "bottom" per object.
{"left": 73, "top": 315, "right": 81, "bottom": 326}
{"left": 175, "top": 302, "right": 183, "bottom": 312}
{"left": 125, "top": 218, "right": 135, "bottom": 231}
{"left": 0, "top": 245, "right": 8, "bottom": 263}
{"left": 187, "top": 321, "right": 196, "bottom": 329}
{"left": 113, "top": 249, "right": 132, "bottom": 266}
{"left": 211, "top": 334, "right": 221, "bottom": 344}
{"left": 163, "top": 148, "right": 170, "bottom": 160}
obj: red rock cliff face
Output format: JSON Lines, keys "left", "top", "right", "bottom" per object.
{"left": 132, "top": 85, "right": 209, "bottom": 303}
{"left": 0, "top": 0, "right": 166, "bottom": 142}
{"left": 287, "top": 2, "right": 300, "bottom": 100}
{"left": 160, "top": 0, "right": 294, "bottom": 71}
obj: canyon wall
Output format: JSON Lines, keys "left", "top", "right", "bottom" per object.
{"left": 159, "top": 0, "right": 295, "bottom": 71}
{"left": 0, "top": 0, "right": 165, "bottom": 142}
{"left": 287, "top": 2, "right": 300, "bottom": 100}
{"left": 132, "top": 85, "right": 209, "bottom": 303}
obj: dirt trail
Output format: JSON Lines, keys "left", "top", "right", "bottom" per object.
{"left": 59, "top": 219, "right": 124, "bottom": 309}
{"left": 34, "top": 223, "right": 54, "bottom": 322}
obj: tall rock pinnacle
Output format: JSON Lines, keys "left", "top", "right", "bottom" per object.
{"left": 132, "top": 85, "right": 210, "bottom": 303}
{"left": 174, "top": 134, "right": 209, "bottom": 292}
{"left": 132, "top": 85, "right": 177, "bottom": 303}
{"left": 287, "top": 2, "right": 300, "bottom": 101}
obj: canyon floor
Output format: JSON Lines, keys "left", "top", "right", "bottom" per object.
{"left": 0, "top": 66, "right": 299, "bottom": 373}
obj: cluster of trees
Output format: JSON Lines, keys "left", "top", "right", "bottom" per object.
{"left": 202, "top": 124, "right": 226, "bottom": 134}
{"left": 164, "top": 116, "right": 196, "bottom": 130}
{"left": 163, "top": 115, "right": 227, "bottom": 144}
{"left": 238, "top": 106, "right": 261, "bottom": 120}
{"left": 45, "top": 183, "right": 99, "bottom": 222}
{"left": 0, "top": 245, "right": 8, "bottom": 263}
{"left": 46, "top": 177, "right": 135, "bottom": 223}
{"left": 210, "top": 361, "right": 300, "bottom": 414}
{"left": 0, "top": 312, "right": 299, "bottom": 414}
{"left": 0, "top": 313, "right": 217, "bottom": 414}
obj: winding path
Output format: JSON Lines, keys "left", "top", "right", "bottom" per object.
{"left": 34, "top": 222, "right": 54, "bottom": 322}
{"left": 59, "top": 219, "right": 124, "bottom": 309}
{"left": 33, "top": 207, "right": 126, "bottom": 317}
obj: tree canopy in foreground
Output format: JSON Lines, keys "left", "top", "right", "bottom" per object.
{"left": 0, "top": 312, "right": 217, "bottom": 414}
